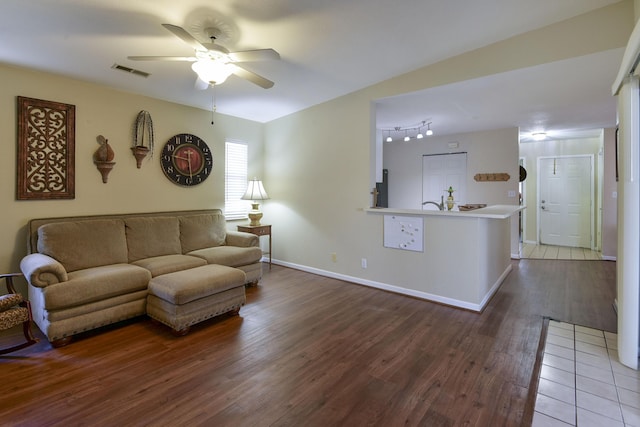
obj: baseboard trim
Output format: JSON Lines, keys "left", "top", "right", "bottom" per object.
{"left": 478, "top": 264, "right": 513, "bottom": 311}
{"left": 270, "top": 259, "right": 512, "bottom": 313}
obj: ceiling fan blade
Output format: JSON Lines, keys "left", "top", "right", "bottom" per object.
{"left": 231, "top": 64, "right": 274, "bottom": 89}
{"left": 229, "top": 49, "right": 280, "bottom": 62}
{"left": 194, "top": 77, "right": 209, "bottom": 90}
{"left": 161, "top": 23, "right": 208, "bottom": 51}
{"left": 128, "top": 56, "right": 197, "bottom": 62}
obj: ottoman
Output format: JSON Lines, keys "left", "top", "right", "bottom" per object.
{"left": 146, "top": 264, "right": 246, "bottom": 336}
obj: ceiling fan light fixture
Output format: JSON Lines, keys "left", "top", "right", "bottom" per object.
{"left": 191, "top": 60, "right": 234, "bottom": 85}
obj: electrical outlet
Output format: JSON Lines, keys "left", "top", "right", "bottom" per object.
{"left": 331, "top": 252, "right": 337, "bottom": 262}
{"left": 507, "top": 190, "right": 516, "bottom": 198}
{"left": 361, "top": 258, "right": 367, "bottom": 269}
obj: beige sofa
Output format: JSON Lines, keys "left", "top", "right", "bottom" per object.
{"left": 20, "top": 209, "right": 262, "bottom": 347}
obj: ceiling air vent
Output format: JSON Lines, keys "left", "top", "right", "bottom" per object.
{"left": 111, "top": 64, "right": 150, "bottom": 78}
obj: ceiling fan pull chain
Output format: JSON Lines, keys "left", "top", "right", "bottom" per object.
{"left": 211, "top": 86, "right": 217, "bottom": 125}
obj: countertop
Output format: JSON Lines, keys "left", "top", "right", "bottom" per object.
{"left": 364, "top": 204, "right": 525, "bottom": 219}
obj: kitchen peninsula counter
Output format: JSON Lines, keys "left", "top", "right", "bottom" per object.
{"left": 363, "top": 204, "right": 524, "bottom": 311}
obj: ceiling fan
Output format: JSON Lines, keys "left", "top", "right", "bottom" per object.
{"left": 128, "top": 24, "right": 280, "bottom": 89}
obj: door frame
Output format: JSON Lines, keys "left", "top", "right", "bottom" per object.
{"left": 519, "top": 156, "right": 527, "bottom": 243}
{"left": 536, "top": 154, "right": 595, "bottom": 249}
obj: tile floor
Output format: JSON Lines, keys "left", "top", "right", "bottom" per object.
{"left": 532, "top": 320, "right": 640, "bottom": 426}
{"left": 521, "top": 243, "right": 602, "bottom": 260}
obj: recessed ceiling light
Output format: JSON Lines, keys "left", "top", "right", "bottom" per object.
{"left": 532, "top": 132, "right": 547, "bottom": 141}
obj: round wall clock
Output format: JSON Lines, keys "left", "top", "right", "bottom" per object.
{"left": 160, "top": 133, "right": 213, "bottom": 186}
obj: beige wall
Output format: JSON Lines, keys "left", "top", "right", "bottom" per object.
{"left": 384, "top": 128, "right": 520, "bottom": 210}
{"left": 1, "top": 64, "right": 264, "bottom": 293}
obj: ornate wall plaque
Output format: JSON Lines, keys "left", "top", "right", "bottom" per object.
{"left": 17, "top": 97, "right": 75, "bottom": 200}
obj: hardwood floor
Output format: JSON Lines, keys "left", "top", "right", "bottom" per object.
{"left": 0, "top": 260, "right": 617, "bottom": 426}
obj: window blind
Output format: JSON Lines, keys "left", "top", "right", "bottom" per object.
{"left": 225, "top": 141, "right": 248, "bottom": 220}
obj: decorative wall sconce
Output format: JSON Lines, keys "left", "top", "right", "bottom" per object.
{"left": 382, "top": 120, "right": 434, "bottom": 142}
{"left": 94, "top": 135, "right": 116, "bottom": 183}
{"left": 131, "top": 110, "right": 154, "bottom": 168}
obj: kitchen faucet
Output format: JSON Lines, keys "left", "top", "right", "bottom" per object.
{"left": 422, "top": 195, "right": 445, "bottom": 211}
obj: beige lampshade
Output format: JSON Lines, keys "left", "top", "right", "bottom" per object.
{"left": 241, "top": 179, "right": 269, "bottom": 201}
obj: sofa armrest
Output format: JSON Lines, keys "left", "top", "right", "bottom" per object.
{"left": 225, "top": 231, "right": 259, "bottom": 248}
{"left": 20, "top": 253, "right": 69, "bottom": 288}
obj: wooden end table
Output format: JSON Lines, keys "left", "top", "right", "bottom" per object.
{"left": 237, "top": 224, "right": 272, "bottom": 269}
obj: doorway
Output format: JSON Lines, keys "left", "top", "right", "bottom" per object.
{"left": 537, "top": 155, "right": 594, "bottom": 249}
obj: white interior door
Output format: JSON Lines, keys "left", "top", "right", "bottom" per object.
{"left": 539, "top": 156, "right": 592, "bottom": 248}
{"left": 422, "top": 153, "right": 467, "bottom": 210}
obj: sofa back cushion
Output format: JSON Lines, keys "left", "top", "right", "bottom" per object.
{"left": 179, "top": 213, "right": 227, "bottom": 253}
{"left": 37, "top": 219, "right": 128, "bottom": 272}
{"left": 125, "top": 217, "right": 182, "bottom": 262}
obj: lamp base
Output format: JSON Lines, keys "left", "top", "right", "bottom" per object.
{"left": 248, "top": 203, "right": 263, "bottom": 226}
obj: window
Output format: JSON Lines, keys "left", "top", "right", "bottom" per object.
{"left": 225, "top": 141, "right": 248, "bottom": 220}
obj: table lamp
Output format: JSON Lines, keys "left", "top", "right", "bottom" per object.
{"left": 241, "top": 178, "right": 269, "bottom": 226}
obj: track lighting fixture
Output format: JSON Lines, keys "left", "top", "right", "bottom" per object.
{"left": 381, "top": 121, "right": 433, "bottom": 142}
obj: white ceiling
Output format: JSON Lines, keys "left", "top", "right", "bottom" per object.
{"left": 0, "top": 0, "right": 625, "bottom": 139}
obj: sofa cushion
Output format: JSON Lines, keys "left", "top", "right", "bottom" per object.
{"left": 179, "top": 213, "right": 227, "bottom": 253}
{"left": 37, "top": 219, "right": 128, "bottom": 272}
{"left": 125, "top": 217, "right": 181, "bottom": 262}
{"left": 131, "top": 254, "right": 207, "bottom": 277}
{"left": 42, "top": 264, "right": 151, "bottom": 310}
{"left": 44, "top": 290, "right": 148, "bottom": 322}
{"left": 188, "top": 246, "right": 263, "bottom": 267}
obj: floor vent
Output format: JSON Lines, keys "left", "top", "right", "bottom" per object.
{"left": 111, "top": 64, "right": 150, "bottom": 78}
